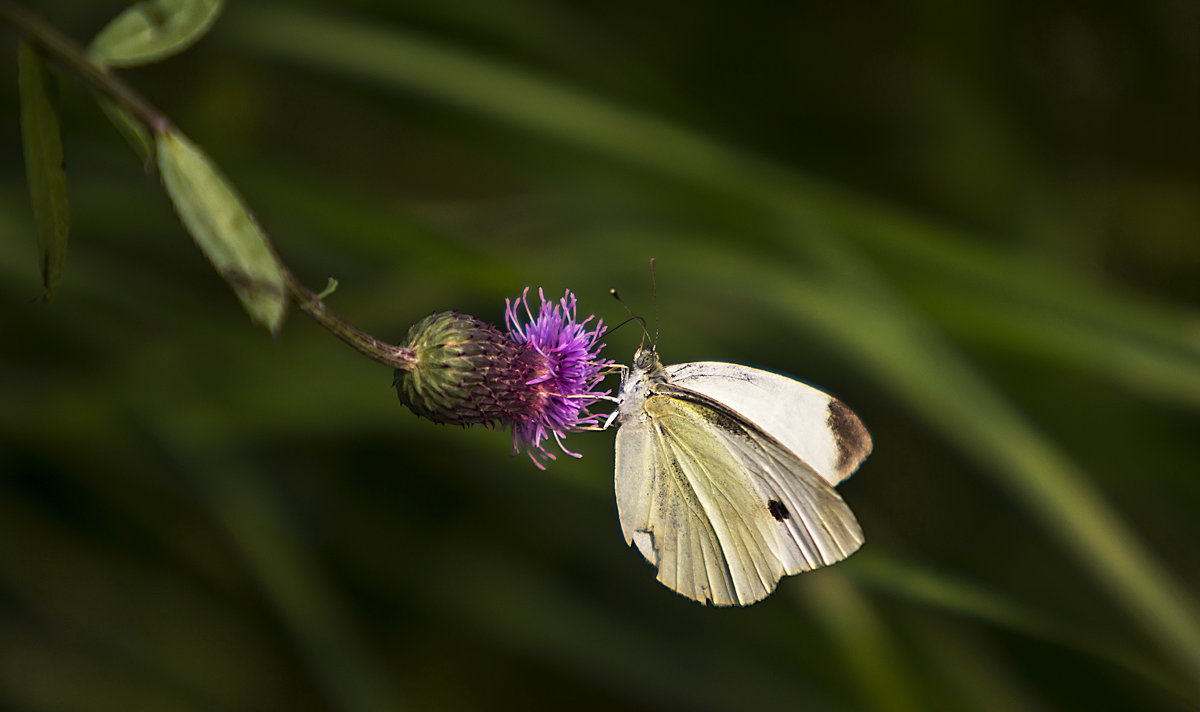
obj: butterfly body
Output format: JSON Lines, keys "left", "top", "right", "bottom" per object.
{"left": 614, "top": 347, "right": 871, "bottom": 606}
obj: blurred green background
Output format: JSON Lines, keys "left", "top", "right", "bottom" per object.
{"left": 3, "top": 1, "right": 1199, "bottom": 709}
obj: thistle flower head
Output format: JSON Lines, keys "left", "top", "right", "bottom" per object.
{"left": 504, "top": 288, "right": 611, "bottom": 468}
{"left": 393, "top": 288, "right": 610, "bottom": 468}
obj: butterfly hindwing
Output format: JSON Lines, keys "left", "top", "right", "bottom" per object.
{"left": 665, "top": 389, "right": 865, "bottom": 572}
{"left": 615, "top": 383, "right": 864, "bottom": 606}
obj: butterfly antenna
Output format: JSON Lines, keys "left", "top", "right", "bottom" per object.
{"left": 649, "top": 258, "right": 661, "bottom": 348}
{"left": 608, "top": 288, "right": 650, "bottom": 347}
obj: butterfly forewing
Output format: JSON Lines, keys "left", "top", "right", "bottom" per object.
{"left": 663, "top": 362, "right": 872, "bottom": 486}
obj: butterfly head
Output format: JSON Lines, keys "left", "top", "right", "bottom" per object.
{"left": 617, "top": 345, "right": 666, "bottom": 420}
{"left": 632, "top": 345, "right": 662, "bottom": 373}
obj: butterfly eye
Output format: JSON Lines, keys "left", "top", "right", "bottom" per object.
{"left": 767, "top": 500, "right": 790, "bottom": 522}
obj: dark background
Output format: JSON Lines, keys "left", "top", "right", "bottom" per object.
{"left": 2, "top": 1, "right": 1198, "bottom": 709}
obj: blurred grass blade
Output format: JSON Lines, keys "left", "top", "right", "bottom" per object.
{"left": 907, "top": 281, "right": 1200, "bottom": 411}
{"left": 850, "top": 553, "right": 1192, "bottom": 700}
{"left": 157, "top": 129, "right": 287, "bottom": 333}
{"left": 850, "top": 553, "right": 1054, "bottom": 640}
{"left": 179, "top": 455, "right": 404, "bottom": 712}
{"left": 911, "top": 618, "right": 1051, "bottom": 712}
{"left": 17, "top": 41, "right": 70, "bottom": 302}
{"left": 838, "top": 208, "right": 1200, "bottom": 361}
{"left": 0, "top": 495, "right": 267, "bottom": 711}
{"left": 795, "top": 572, "right": 923, "bottom": 712}
{"left": 88, "top": 0, "right": 224, "bottom": 68}
{"left": 412, "top": 539, "right": 834, "bottom": 709}
{"left": 98, "top": 97, "right": 154, "bottom": 169}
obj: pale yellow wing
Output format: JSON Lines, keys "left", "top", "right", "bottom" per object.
{"left": 615, "top": 388, "right": 863, "bottom": 606}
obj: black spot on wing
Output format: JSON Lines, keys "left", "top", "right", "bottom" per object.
{"left": 767, "top": 499, "right": 790, "bottom": 521}
{"left": 827, "top": 399, "right": 872, "bottom": 474}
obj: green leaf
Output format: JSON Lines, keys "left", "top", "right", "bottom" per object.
{"left": 88, "top": 0, "right": 225, "bottom": 68}
{"left": 97, "top": 97, "right": 155, "bottom": 170}
{"left": 156, "top": 129, "right": 288, "bottom": 333}
{"left": 17, "top": 42, "right": 70, "bottom": 302}
{"left": 315, "top": 277, "right": 338, "bottom": 300}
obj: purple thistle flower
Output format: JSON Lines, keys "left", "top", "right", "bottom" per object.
{"left": 393, "top": 288, "right": 610, "bottom": 469}
{"left": 505, "top": 287, "right": 612, "bottom": 469}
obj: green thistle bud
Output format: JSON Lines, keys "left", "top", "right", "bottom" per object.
{"left": 393, "top": 311, "right": 541, "bottom": 427}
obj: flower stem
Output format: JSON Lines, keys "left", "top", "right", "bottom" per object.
{"left": 285, "top": 273, "right": 415, "bottom": 370}
{"left": 0, "top": 1, "right": 167, "bottom": 131}
{"left": 0, "top": 1, "right": 416, "bottom": 371}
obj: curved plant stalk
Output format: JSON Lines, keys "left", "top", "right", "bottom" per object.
{"left": 0, "top": 1, "right": 414, "bottom": 370}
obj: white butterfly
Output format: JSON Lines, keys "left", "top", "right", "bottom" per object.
{"left": 613, "top": 346, "right": 872, "bottom": 606}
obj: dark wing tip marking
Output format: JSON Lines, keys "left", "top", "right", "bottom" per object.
{"left": 827, "top": 399, "right": 873, "bottom": 476}
{"left": 767, "top": 499, "right": 790, "bottom": 521}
